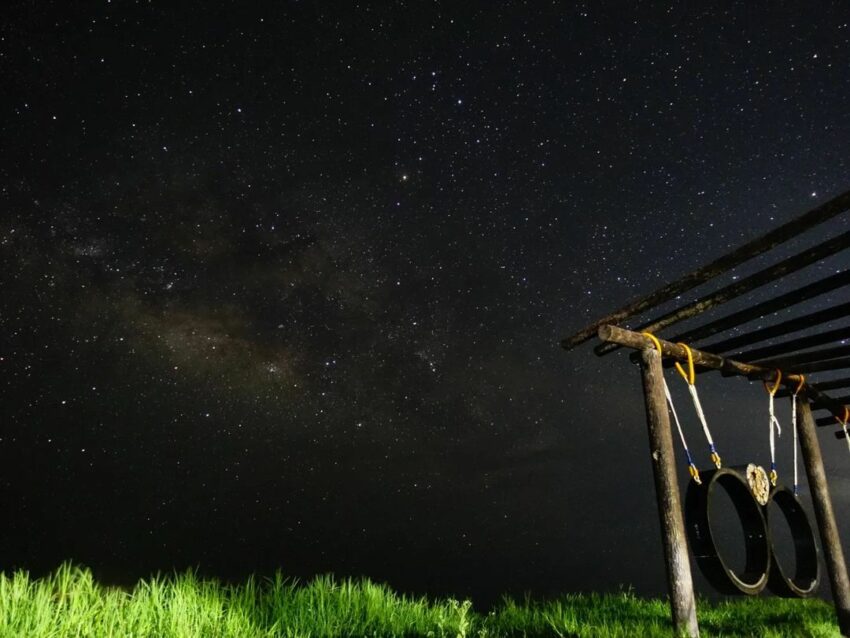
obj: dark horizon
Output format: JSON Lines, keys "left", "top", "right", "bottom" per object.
{"left": 2, "top": 1, "right": 850, "bottom": 608}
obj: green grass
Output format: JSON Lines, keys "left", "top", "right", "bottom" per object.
{"left": 0, "top": 563, "right": 839, "bottom": 637}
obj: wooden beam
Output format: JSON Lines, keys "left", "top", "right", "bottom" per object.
{"left": 600, "top": 324, "right": 800, "bottom": 382}
{"left": 804, "top": 377, "right": 850, "bottom": 392}
{"left": 599, "top": 324, "right": 850, "bottom": 426}
{"left": 669, "top": 270, "right": 850, "bottom": 345}
{"left": 788, "top": 357, "right": 850, "bottom": 375}
{"left": 753, "top": 344, "right": 850, "bottom": 369}
{"left": 595, "top": 229, "right": 850, "bottom": 355}
{"left": 560, "top": 190, "right": 850, "bottom": 351}
{"left": 639, "top": 348, "right": 700, "bottom": 638}
{"left": 814, "top": 396, "right": 850, "bottom": 414}
{"left": 731, "top": 326, "right": 850, "bottom": 364}
{"left": 700, "top": 301, "right": 850, "bottom": 355}
{"left": 797, "top": 399, "right": 850, "bottom": 636}
{"left": 778, "top": 376, "right": 850, "bottom": 398}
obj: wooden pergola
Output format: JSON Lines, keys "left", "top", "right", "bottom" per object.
{"left": 562, "top": 190, "right": 850, "bottom": 637}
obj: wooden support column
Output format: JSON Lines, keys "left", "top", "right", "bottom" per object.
{"left": 797, "top": 398, "right": 850, "bottom": 636}
{"left": 639, "top": 347, "right": 700, "bottom": 638}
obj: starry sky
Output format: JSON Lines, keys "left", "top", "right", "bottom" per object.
{"left": 2, "top": 2, "right": 850, "bottom": 605}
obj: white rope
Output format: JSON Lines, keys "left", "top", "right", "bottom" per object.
{"left": 791, "top": 393, "right": 799, "bottom": 494}
{"left": 664, "top": 381, "right": 688, "bottom": 454}
{"left": 687, "top": 384, "right": 714, "bottom": 446}
{"left": 663, "top": 378, "right": 701, "bottom": 483}
{"left": 686, "top": 383, "right": 720, "bottom": 467}
{"left": 843, "top": 421, "right": 850, "bottom": 456}
{"left": 768, "top": 391, "right": 782, "bottom": 485}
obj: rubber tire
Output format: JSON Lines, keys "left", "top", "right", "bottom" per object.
{"left": 765, "top": 485, "right": 819, "bottom": 598}
{"left": 685, "top": 466, "right": 770, "bottom": 595}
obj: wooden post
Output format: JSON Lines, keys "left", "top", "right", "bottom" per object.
{"left": 797, "top": 398, "right": 850, "bottom": 636}
{"left": 639, "top": 347, "right": 700, "bottom": 638}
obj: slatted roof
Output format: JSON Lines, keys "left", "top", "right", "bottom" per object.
{"left": 561, "top": 190, "right": 850, "bottom": 441}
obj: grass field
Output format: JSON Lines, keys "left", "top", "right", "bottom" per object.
{"left": 0, "top": 563, "right": 839, "bottom": 637}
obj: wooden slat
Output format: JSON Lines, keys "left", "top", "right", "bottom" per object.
{"left": 595, "top": 229, "right": 850, "bottom": 355}
{"left": 669, "top": 270, "right": 850, "bottom": 345}
{"left": 782, "top": 377, "right": 850, "bottom": 398}
{"left": 753, "top": 344, "right": 850, "bottom": 369}
{"left": 731, "top": 326, "right": 850, "bottom": 363}
{"left": 790, "top": 358, "right": 850, "bottom": 374}
{"left": 700, "top": 301, "right": 850, "bottom": 355}
{"left": 561, "top": 190, "right": 850, "bottom": 351}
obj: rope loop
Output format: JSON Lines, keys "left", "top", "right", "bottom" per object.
{"left": 642, "top": 332, "right": 663, "bottom": 355}
{"left": 674, "top": 342, "right": 696, "bottom": 385}
{"left": 764, "top": 369, "right": 782, "bottom": 396}
{"left": 793, "top": 374, "right": 805, "bottom": 397}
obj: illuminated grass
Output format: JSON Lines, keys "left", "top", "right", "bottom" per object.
{"left": 0, "top": 563, "right": 838, "bottom": 637}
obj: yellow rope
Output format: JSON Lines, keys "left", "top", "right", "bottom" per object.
{"left": 642, "top": 332, "right": 663, "bottom": 354}
{"left": 673, "top": 343, "right": 695, "bottom": 385}
{"left": 764, "top": 369, "right": 782, "bottom": 396}
{"left": 641, "top": 332, "right": 702, "bottom": 483}
{"left": 794, "top": 374, "right": 805, "bottom": 395}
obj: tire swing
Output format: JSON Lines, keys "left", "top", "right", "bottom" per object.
{"left": 649, "top": 339, "right": 820, "bottom": 599}
{"left": 642, "top": 334, "right": 770, "bottom": 595}
{"left": 766, "top": 487, "right": 819, "bottom": 597}
{"left": 686, "top": 466, "right": 771, "bottom": 595}
{"left": 764, "top": 372, "right": 819, "bottom": 598}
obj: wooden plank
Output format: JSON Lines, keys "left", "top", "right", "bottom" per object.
{"left": 599, "top": 324, "right": 799, "bottom": 382}
{"left": 639, "top": 348, "right": 700, "bottom": 638}
{"left": 814, "top": 396, "right": 850, "bottom": 414}
{"left": 700, "top": 301, "right": 850, "bottom": 355}
{"left": 595, "top": 229, "right": 850, "bottom": 355}
{"left": 669, "top": 270, "right": 850, "bottom": 345}
{"left": 561, "top": 190, "right": 850, "bottom": 351}
{"left": 789, "top": 357, "right": 850, "bottom": 374}
{"left": 797, "top": 399, "right": 850, "bottom": 636}
{"left": 753, "top": 344, "right": 850, "bottom": 369}
{"left": 732, "top": 327, "right": 850, "bottom": 364}
{"left": 778, "top": 376, "right": 850, "bottom": 398}
{"left": 599, "top": 324, "right": 850, "bottom": 427}
{"left": 803, "top": 377, "right": 850, "bottom": 392}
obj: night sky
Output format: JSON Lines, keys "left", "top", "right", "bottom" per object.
{"left": 3, "top": 2, "right": 850, "bottom": 606}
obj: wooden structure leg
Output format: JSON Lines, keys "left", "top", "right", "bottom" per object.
{"left": 797, "top": 399, "right": 850, "bottom": 636}
{"left": 639, "top": 347, "right": 700, "bottom": 638}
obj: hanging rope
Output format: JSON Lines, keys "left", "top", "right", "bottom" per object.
{"left": 790, "top": 374, "right": 805, "bottom": 495}
{"left": 673, "top": 341, "right": 722, "bottom": 469}
{"left": 764, "top": 369, "right": 783, "bottom": 487}
{"left": 836, "top": 406, "right": 850, "bottom": 456}
{"left": 643, "top": 332, "right": 701, "bottom": 483}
